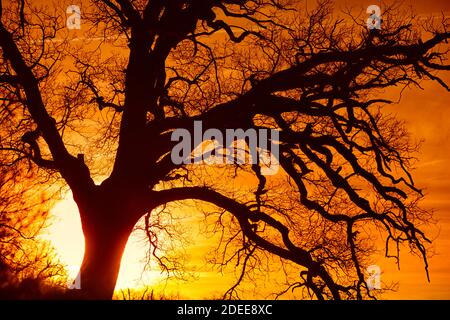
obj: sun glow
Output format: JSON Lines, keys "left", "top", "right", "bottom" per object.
{"left": 42, "top": 192, "right": 163, "bottom": 291}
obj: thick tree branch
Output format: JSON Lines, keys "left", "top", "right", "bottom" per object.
{"left": 150, "top": 186, "right": 343, "bottom": 299}
{"left": 0, "top": 21, "right": 94, "bottom": 194}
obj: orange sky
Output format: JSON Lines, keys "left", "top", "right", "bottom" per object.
{"left": 381, "top": 72, "right": 450, "bottom": 299}
{"left": 40, "top": 0, "right": 450, "bottom": 299}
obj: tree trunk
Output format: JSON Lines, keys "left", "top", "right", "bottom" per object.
{"left": 73, "top": 191, "right": 140, "bottom": 299}
{"left": 78, "top": 222, "right": 133, "bottom": 299}
{"left": 69, "top": 180, "right": 149, "bottom": 299}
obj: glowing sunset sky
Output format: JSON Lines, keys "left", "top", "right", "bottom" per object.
{"left": 42, "top": 0, "right": 450, "bottom": 299}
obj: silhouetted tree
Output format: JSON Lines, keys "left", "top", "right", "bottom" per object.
{"left": 1, "top": 0, "right": 449, "bottom": 299}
